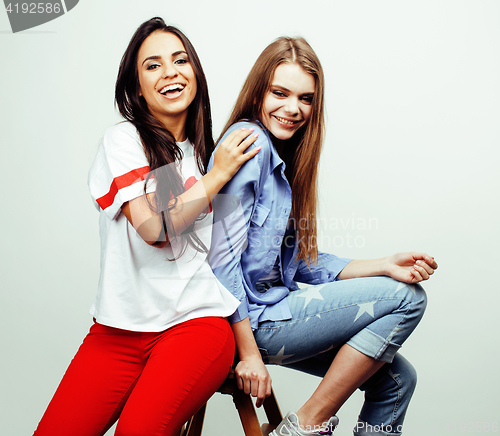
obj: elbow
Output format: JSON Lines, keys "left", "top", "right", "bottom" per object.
{"left": 138, "top": 222, "right": 170, "bottom": 248}
{"left": 150, "top": 239, "right": 170, "bottom": 249}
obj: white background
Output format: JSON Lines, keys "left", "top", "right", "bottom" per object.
{"left": 1, "top": 1, "right": 499, "bottom": 435}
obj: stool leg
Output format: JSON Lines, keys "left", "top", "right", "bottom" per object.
{"left": 263, "top": 389, "right": 282, "bottom": 425}
{"left": 261, "top": 389, "right": 283, "bottom": 435}
{"left": 232, "top": 389, "right": 264, "bottom": 436}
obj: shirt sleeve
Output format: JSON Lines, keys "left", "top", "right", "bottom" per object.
{"left": 88, "top": 123, "right": 156, "bottom": 220}
{"left": 293, "top": 252, "right": 353, "bottom": 285}
{"left": 208, "top": 122, "right": 271, "bottom": 324}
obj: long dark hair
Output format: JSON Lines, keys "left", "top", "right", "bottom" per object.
{"left": 220, "top": 37, "right": 325, "bottom": 265}
{"left": 115, "top": 17, "right": 213, "bottom": 257}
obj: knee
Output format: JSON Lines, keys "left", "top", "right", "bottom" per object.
{"left": 412, "top": 283, "right": 428, "bottom": 319}
{"left": 415, "top": 283, "right": 427, "bottom": 304}
{"left": 404, "top": 360, "right": 417, "bottom": 395}
{"left": 399, "top": 282, "right": 427, "bottom": 322}
{"left": 392, "top": 355, "right": 418, "bottom": 400}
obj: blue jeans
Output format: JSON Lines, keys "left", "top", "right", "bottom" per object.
{"left": 253, "top": 277, "right": 427, "bottom": 435}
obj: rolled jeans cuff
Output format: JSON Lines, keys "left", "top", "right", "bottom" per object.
{"left": 347, "top": 329, "right": 401, "bottom": 363}
{"left": 353, "top": 419, "right": 402, "bottom": 436}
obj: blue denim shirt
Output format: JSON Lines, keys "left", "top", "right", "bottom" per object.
{"left": 208, "top": 121, "right": 352, "bottom": 330}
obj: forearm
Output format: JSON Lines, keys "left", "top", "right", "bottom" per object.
{"left": 123, "top": 127, "right": 260, "bottom": 247}
{"left": 339, "top": 252, "right": 438, "bottom": 284}
{"left": 231, "top": 317, "right": 271, "bottom": 407}
{"left": 123, "top": 169, "right": 227, "bottom": 246}
{"left": 168, "top": 169, "right": 227, "bottom": 235}
{"left": 231, "top": 317, "right": 262, "bottom": 361}
{"left": 338, "top": 257, "right": 389, "bottom": 280}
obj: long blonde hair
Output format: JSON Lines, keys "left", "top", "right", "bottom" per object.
{"left": 220, "top": 37, "right": 325, "bottom": 265}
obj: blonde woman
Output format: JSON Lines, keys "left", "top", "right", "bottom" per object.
{"left": 210, "top": 37, "right": 437, "bottom": 436}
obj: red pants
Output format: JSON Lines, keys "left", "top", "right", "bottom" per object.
{"left": 33, "top": 317, "right": 235, "bottom": 436}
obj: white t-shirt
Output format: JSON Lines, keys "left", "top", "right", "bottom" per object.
{"left": 88, "top": 121, "right": 239, "bottom": 332}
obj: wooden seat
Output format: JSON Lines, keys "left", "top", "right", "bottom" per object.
{"left": 178, "top": 369, "right": 283, "bottom": 436}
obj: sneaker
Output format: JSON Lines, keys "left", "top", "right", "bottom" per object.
{"left": 269, "top": 411, "right": 339, "bottom": 436}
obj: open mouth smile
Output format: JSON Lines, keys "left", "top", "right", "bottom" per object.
{"left": 273, "top": 115, "right": 300, "bottom": 126}
{"left": 158, "top": 83, "right": 186, "bottom": 98}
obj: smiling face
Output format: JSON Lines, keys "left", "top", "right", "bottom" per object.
{"left": 137, "top": 31, "right": 197, "bottom": 139}
{"left": 259, "top": 62, "right": 316, "bottom": 141}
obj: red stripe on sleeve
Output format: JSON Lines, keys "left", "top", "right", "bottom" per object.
{"left": 96, "top": 166, "right": 151, "bottom": 210}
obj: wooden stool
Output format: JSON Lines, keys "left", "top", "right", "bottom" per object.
{"left": 178, "top": 369, "right": 283, "bottom": 436}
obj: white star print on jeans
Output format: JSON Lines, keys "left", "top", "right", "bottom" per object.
{"left": 254, "top": 276, "right": 427, "bottom": 436}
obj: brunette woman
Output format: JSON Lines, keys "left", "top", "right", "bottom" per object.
{"left": 33, "top": 17, "right": 259, "bottom": 436}
{"left": 210, "top": 37, "right": 437, "bottom": 436}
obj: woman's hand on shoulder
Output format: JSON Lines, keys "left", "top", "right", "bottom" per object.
{"left": 234, "top": 355, "right": 272, "bottom": 408}
{"left": 212, "top": 127, "right": 261, "bottom": 184}
{"left": 384, "top": 252, "right": 438, "bottom": 284}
